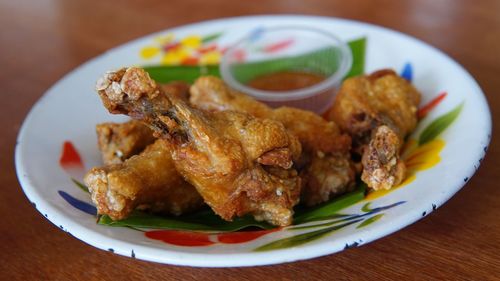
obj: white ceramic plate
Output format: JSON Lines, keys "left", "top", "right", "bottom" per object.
{"left": 15, "top": 15, "right": 491, "bottom": 267}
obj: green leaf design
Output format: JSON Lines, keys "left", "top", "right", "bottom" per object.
{"left": 98, "top": 212, "right": 214, "bottom": 231}
{"left": 98, "top": 208, "right": 274, "bottom": 232}
{"left": 254, "top": 219, "right": 362, "bottom": 251}
{"left": 361, "top": 202, "right": 373, "bottom": 212}
{"left": 202, "top": 32, "right": 223, "bottom": 43}
{"left": 345, "top": 37, "right": 366, "bottom": 79}
{"left": 97, "top": 184, "right": 364, "bottom": 232}
{"left": 231, "top": 47, "right": 342, "bottom": 84}
{"left": 419, "top": 103, "right": 464, "bottom": 145}
{"left": 144, "top": 65, "right": 220, "bottom": 84}
{"left": 143, "top": 38, "right": 366, "bottom": 84}
{"left": 231, "top": 37, "right": 366, "bottom": 84}
{"left": 289, "top": 216, "right": 352, "bottom": 231}
{"left": 72, "top": 178, "right": 89, "bottom": 193}
{"left": 293, "top": 183, "right": 366, "bottom": 224}
{"left": 356, "top": 214, "right": 383, "bottom": 228}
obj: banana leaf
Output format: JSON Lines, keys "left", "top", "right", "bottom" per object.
{"left": 97, "top": 183, "right": 365, "bottom": 232}
{"left": 143, "top": 37, "right": 366, "bottom": 84}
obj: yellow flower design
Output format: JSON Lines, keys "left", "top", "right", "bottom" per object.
{"left": 139, "top": 32, "right": 223, "bottom": 65}
{"left": 180, "top": 35, "right": 201, "bottom": 49}
{"left": 200, "top": 50, "right": 221, "bottom": 65}
{"left": 140, "top": 34, "right": 176, "bottom": 60}
{"left": 161, "top": 48, "right": 189, "bottom": 65}
{"left": 404, "top": 139, "right": 445, "bottom": 172}
{"left": 154, "top": 34, "right": 175, "bottom": 45}
{"left": 364, "top": 102, "right": 463, "bottom": 200}
{"left": 140, "top": 46, "right": 160, "bottom": 59}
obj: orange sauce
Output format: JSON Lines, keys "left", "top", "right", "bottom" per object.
{"left": 248, "top": 71, "right": 325, "bottom": 92}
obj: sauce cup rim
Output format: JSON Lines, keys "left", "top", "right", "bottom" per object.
{"left": 220, "top": 26, "right": 353, "bottom": 102}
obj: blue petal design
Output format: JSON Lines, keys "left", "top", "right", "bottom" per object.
{"left": 400, "top": 62, "right": 413, "bottom": 82}
{"left": 58, "top": 190, "right": 97, "bottom": 216}
{"left": 368, "top": 201, "right": 406, "bottom": 213}
{"left": 289, "top": 201, "right": 406, "bottom": 230}
{"left": 249, "top": 27, "right": 264, "bottom": 42}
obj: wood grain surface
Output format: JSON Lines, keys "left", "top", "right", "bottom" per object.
{"left": 1, "top": 0, "right": 499, "bottom": 280}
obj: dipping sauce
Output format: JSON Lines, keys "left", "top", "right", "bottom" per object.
{"left": 248, "top": 71, "right": 326, "bottom": 92}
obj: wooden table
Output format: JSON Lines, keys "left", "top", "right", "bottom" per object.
{"left": 2, "top": 0, "right": 499, "bottom": 280}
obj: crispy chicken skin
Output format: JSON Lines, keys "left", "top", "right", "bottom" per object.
{"left": 159, "top": 81, "right": 191, "bottom": 102}
{"left": 190, "top": 76, "right": 355, "bottom": 206}
{"left": 84, "top": 139, "right": 204, "bottom": 220}
{"left": 96, "top": 120, "right": 156, "bottom": 165}
{"left": 326, "top": 69, "right": 421, "bottom": 190}
{"left": 361, "top": 125, "right": 406, "bottom": 190}
{"left": 94, "top": 67, "right": 302, "bottom": 226}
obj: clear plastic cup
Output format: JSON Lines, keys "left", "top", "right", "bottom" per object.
{"left": 220, "top": 26, "right": 352, "bottom": 114}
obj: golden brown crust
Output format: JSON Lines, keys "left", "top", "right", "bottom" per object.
{"left": 96, "top": 120, "right": 156, "bottom": 165}
{"left": 191, "top": 76, "right": 352, "bottom": 155}
{"left": 327, "top": 69, "right": 421, "bottom": 149}
{"left": 159, "top": 81, "right": 190, "bottom": 102}
{"left": 94, "top": 67, "right": 302, "bottom": 226}
{"left": 300, "top": 153, "right": 356, "bottom": 205}
{"left": 190, "top": 76, "right": 355, "bottom": 206}
{"left": 327, "top": 69, "right": 421, "bottom": 190}
{"left": 361, "top": 126, "right": 406, "bottom": 190}
{"left": 271, "top": 107, "right": 352, "bottom": 155}
{"left": 84, "top": 139, "right": 204, "bottom": 220}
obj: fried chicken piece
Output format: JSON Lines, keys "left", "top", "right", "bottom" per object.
{"left": 326, "top": 69, "right": 421, "bottom": 190}
{"left": 84, "top": 139, "right": 204, "bottom": 220}
{"left": 96, "top": 120, "right": 156, "bottom": 165}
{"left": 94, "top": 67, "right": 302, "bottom": 226}
{"left": 327, "top": 69, "right": 420, "bottom": 150}
{"left": 361, "top": 126, "right": 406, "bottom": 190}
{"left": 190, "top": 76, "right": 355, "bottom": 206}
{"left": 95, "top": 81, "right": 190, "bottom": 165}
{"left": 159, "top": 81, "right": 191, "bottom": 102}
{"left": 90, "top": 80, "right": 198, "bottom": 219}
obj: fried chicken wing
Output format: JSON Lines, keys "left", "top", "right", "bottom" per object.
{"left": 94, "top": 67, "right": 302, "bottom": 226}
{"left": 326, "top": 69, "right": 421, "bottom": 190}
{"left": 190, "top": 76, "right": 355, "bottom": 206}
{"left": 84, "top": 139, "right": 204, "bottom": 220}
{"left": 96, "top": 120, "right": 156, "bottom": 165}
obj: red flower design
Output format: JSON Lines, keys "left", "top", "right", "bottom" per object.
{"left": 145, "top": 230, "right": 215, "bottom": 247}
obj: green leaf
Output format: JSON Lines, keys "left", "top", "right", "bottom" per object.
{"left": 356, "top": 214, "right": 384, "bottom": 229}
{"left": 230, "top": 47, "right": 343, "bottom": 84}
{"left": 293, "top": 183, "right": 366, "bottom": 224}
{"left": 98, "top": 209, "right": 274, "bottom": 232}
{"left": 98, "top": 212, "right": 212, "bottom": 231}
{"left": 254, "top": 219, "right": 361, "bottom": 251}
{"left": 144, "top": 65, "right": 220, "bottom": 84}
{"left": 419, "top": 103, "right": 464, "bottom": 145}
{"left": 143, "top": 38, "right": 366, "bottom": 84}
{"left": 97, "top": 184, "right": 365, "bottom": 232}
{"left": 180, "top": 208, "right": 274, "bottom": 231}
{"left": 361, "top": 202, "right": 373, "bottom": 212}
{"left": 231, "top": 37, "right": 366, "bottom": 84}
{"left": 202, "top": 32, "right": 223, "bottom": 43}
{"left": 71, "top": 178, "right": 89, "bottom": 193}
{"left": 289, "top": 216, "right": 352, "bottom": 231}
{"left": 345, "top": 37, "right": 366, "bottom": 78}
